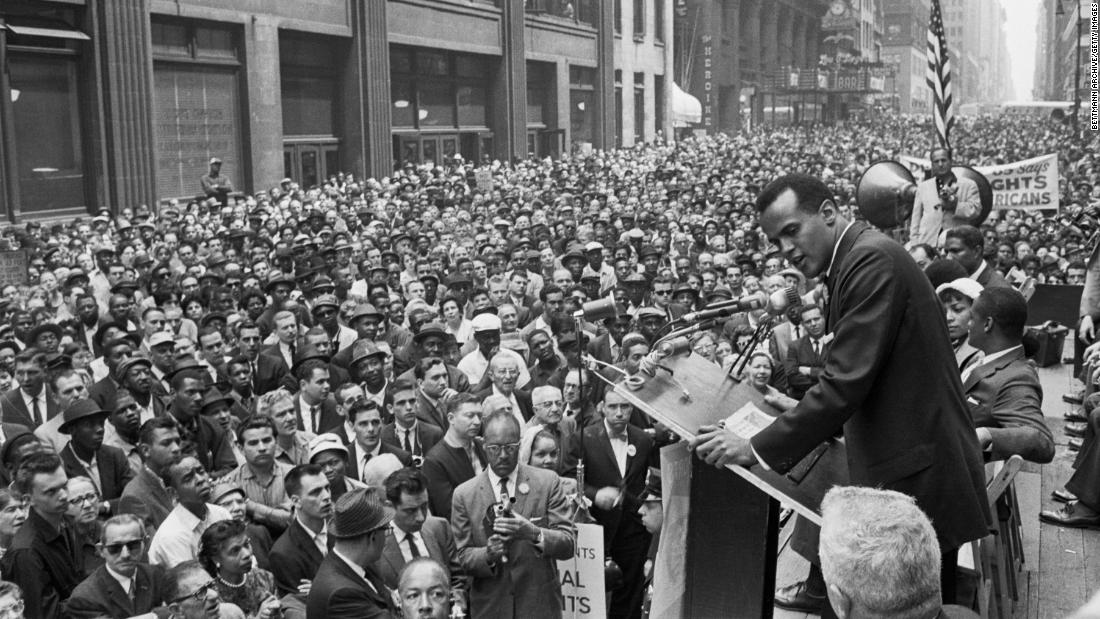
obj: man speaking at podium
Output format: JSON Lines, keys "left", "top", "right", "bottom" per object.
{"left": 692, "top": 173, "right": 991, "bottom": 606}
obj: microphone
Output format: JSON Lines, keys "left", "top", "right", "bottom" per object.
{"left": 681, "top": 288, "right": 795, "bottom": 323}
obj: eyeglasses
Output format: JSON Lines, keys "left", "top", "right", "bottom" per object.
{"left": 68, "top": 493, "right": 99, "bottom": 507}
{"left": 171, "top": 578, "right": 217, "bottom": 604}
{"left": 653, "top": 290, "right": 672, "bottom": 296}
{"left": 104, "top": 538, "right": 144, "bottom": 556}
{"left": 484, "top": 442, "right": 520, "bottom": 457}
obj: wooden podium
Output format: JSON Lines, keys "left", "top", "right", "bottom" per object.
{"left": 608, "top": 351, "right": 829, "bottom": 618}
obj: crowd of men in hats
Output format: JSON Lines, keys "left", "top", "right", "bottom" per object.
{"left": 0, "top": 110, "right": 1092, "bottom": 619}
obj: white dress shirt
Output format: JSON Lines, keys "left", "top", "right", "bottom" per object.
{"left": 333, "top": 548, "right": 378, "bottom": 593}
{"left": 20, "top": 389, "right": 48, "bottom": 426}
{"left": 392, "top": 522, "right": 429, "bottom": 562}
{"left": 298, "top": 514, "right": 329, "bottom": 557}
{"left": 491, "top": 385, "right": 526, "bottom": 429}
{"left": 605, "top": 420, "right": 628, "bottom": 477}
{"left": 148, "top": 503, "right": 231, "bottom": 567}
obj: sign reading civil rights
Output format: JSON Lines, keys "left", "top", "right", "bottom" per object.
{"left": 899, "top": 153, "right": 1060, "bottom": 211}
{"left": 0, "top": 251, "right": 28, "bottom": 287}
{"left": 557, "top": 523, "right": 607, "bottom": 619}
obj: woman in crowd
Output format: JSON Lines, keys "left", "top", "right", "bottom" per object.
{"left": 441, "top": 296, "right": 472, "bottom": 345}
{"left": 936, "top": 278, "right": 985, "bottom": 375}
{"left": 64, "top": 477, "right": 104, "bottom": 575}
{"left": 0, "top": 489, "right": 26, "bottom": 573}
{"left": 198, "top": 519, "right": 281, "bottom": 619}
{"left": 523, "top": 428, "right": 593, "bottom": 523}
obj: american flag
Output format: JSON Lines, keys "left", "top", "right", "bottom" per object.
{"left": 926, "top": 0, "right": 954, "bottom": 149}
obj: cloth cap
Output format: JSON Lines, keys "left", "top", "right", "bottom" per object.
{"left": 935, "top": 277, "right": 983, "bottom": 301}
{"left": 471, "top": 313, "right": 502, "bottom": 333}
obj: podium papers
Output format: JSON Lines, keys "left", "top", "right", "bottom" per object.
{"left": 608, "top": 352, "right": 825, "bottom": 526}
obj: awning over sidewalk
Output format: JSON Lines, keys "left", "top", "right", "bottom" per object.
{"left": 671, "top": 82, "right": 702, "bottom": 126}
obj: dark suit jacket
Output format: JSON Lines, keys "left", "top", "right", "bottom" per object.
{"left": 470, "top": 387, "right": 534, "bottom": 423}
{"left": 375, "top": 516, "right": 464, "bottom": 592}
{"left": 452, "top": 465, "right": 576, "bottom": 619}
{"left": 784, "top": 335, "right": 830, "bottom": 399}
{"left": 963, "top": 347, "right": 1054, "bottom": 463}
{"left": 60, "top": 443, "right": 135, "bottom": 505}
{"left": 293, "top": 395, "right": 343, "bottom": 436}
{"left": 0, "top": 387, "right": 59, "bottom": 429}
{"left": 345, "top": 441, "right": 413, "bottom": 482}
{"left": 580, "top": 423, "right": 655, "bottom": 545}
{"left": 271, "top": 518, "right": 327, "bottom": 596}
{"left": 305, "top": 552, "right": 394, "bottom": 619}
{"left": 251, "top": 352, "right": 290, "bottom": 396}
{"left": 415, "top": 390, "right": 450, "bottom": 431}
{"left": 751, "top": 222, "right": 991, "bottom": 551}
{"left": 587, "top": 333, "right": 618, "bottom": 365}
{"left": 88, "top": 377, "right": 119, "bottom": 411}
{"left": 1, "top": 510, "right": 83, "bottom": 619}
{"left": 121, "top": 466, "right": 174, "bottom": 529}
{"left": 381, "top": 420, "right": 443, "bottom": 458}
{"left": 422, "top": 440, "right": 486, "bottom": 519}
{"left": 65, "top": 563, "right": 170, "bottom": 619}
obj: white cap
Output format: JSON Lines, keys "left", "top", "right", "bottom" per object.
{"left": 308, "top": 433, "right": 348, "bottom": 462}
{"left": 471, "top": 313, "right": 503, "bottom": 333}
{"left": 585, "top": 241, "right": 604, "bottom": 252}
{"left": 935, "top": 277, "right": 984, "bottom": 301}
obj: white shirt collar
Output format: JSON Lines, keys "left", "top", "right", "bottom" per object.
{"left": 970, "top": 260, "right": 988, "bottom": 281}
{"left": 486, "top": 466, "right": 518, "bottom": 498}
{"left": 975, "top": 344, "right": 1022, "bottom": 370}
{"left": 105, "top": 564, "right": 133, "bottom": 594}
{"left": 333, "top": 548, "right": 368, "bottom": 582}
{"left": 824, "top": 221, "right": 857, "bottom": 281}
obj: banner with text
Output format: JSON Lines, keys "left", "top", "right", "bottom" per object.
{"left": 558, "top": 522, "right": 607, "bottom": 619}
{"left": 898, "top": 154, "right": 1060, "bottom": 211}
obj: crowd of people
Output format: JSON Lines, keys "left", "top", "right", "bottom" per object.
{"left": 0, "top": 111, "right": 1093, "bottom": 619}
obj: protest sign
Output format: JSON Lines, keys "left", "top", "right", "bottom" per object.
{"left": 558, "top": 522, "right": 607, "bottom": 619}
{"left": 899, "top": 154, "right": 1060, "bottom": 211}
{"left": 0, "top": 251, "right": 27, "bottom": 287}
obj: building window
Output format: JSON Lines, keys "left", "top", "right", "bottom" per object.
{"left": 280, "top": 33, "right": 340, "bottom": 137}
{"left": 569, "top": 66, "right": 596, "bottom": 147}
{"left": 152, "top": 18, "right": 243, "bottom": 200}
{"left": 389, "top": 46, "right": 492, "bottom": 131}
{"left": 655, "top": 0, "right": 664, "bottom": 42}
{"left": 615, "top": 0, "right": 622, "bottom": 33}
{"left": 654, "top": 75, "right": 664, "bottom": 134}
{"left": 633, "top": 0, "right": 645, "bottom": 37}
{"left": 634, "top": 72, "right": 645, "bottom": 143}
{"left": 614, "top": 70, "right": 623, "bottom": 147}
{"left": 527, "top": 61, "right": 555, "bottom": 127}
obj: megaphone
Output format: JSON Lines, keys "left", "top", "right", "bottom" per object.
{"left": 575, "top": 297, "right": 619, "bottom": 322}
{"left": 856, "top": 161, "right": 918, "bottom": 229}
{"left": 952, "top": 165, "right": 994, "bottom": 226}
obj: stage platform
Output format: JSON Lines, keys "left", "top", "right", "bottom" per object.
{"left": 774, "top": 338, "right": 1093, "bottom": 619}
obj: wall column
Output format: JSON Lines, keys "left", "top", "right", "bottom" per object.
{"left": 493, "top": 0, "right": 527, "bottom": 162}
{"left": 243, "top": 16, "right": 283, "bottom": 192}
{"left": 92, "top": 0, "right": 156, "bottom": 209}
{"left": 346, "top": 0, "right": 392, "bottom": 180}
{"left": 595, "top": 0, "right": 615, "bottom": 149}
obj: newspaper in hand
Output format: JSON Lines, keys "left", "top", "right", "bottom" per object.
{"left": 719, "top": 402, "right": 776, "bottom": 439}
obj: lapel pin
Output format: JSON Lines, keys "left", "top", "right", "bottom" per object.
{"left": 626, "top": 444, "right": 637, "bottom": 457}
{"left": 518, "top": 482, "right": 530, "bottom": 495}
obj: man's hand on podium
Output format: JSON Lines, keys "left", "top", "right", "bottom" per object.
{"left": 690, "top": 424, "right": 758, "bottom": 468}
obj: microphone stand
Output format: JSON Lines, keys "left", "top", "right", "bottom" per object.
{"left": 726, "top": 314, "right": 776, "bottom": 382}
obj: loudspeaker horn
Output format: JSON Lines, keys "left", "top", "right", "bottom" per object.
{"left": 952, "top": 165, "right": 994, "bottom": 227}
{"left": 577, "top": 297, "right": 619, "bottom": 322}
{"left": 856, "top": 161, "right": 918, "bottom": 229}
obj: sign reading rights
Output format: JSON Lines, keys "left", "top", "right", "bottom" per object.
{"left": 557, "top": 523, "right": 607, "bottom": 619}
{"left": 900, "top": 153, "right": 1060, "bottom": 211}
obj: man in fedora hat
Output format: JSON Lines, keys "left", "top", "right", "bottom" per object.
{"left": 57, "top": 398, "right": 134, "bottom": 513}
{"left": 451, "top": 410, "right": 575, "bottom": 619}
{"left": 306, "top": 487, "right": 396, "bottom": 618}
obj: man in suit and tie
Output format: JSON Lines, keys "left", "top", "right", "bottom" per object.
{"left": 376, "top": 468, "right": 465, "bottom": 600}
{"left": 944, "top": 226, "right": 1010, "bottom": 289}
{"left": 89, "top": 337, "right": 137, "bottom": 411}
{"left": 785, "top": 304, "right": 831, "bottom": 400}
{"left": 383, "top": 379, "right": 443, "bottom": 461}
{"left": 236, "top": 321, "right": 289, "bottom": 397}
{"left": 693, "top": 174, "right": 990, "bottom": 609}
{"left": 121, "top": 416, "right": 182, "bottom": 528}
{"left": 908, "top": 147, "right": 981, "bottom": 248}
{"left": 58, "top": 399, "right": 135, "bottom": 512}
{"left": 451, "top": 409, "right": 576, "bottom": 619}
{"left": 422, "top": 393, "right": 485, "bottom": 519}
{"left": 587, "top": 305, "right": 631, "bottom": 366}
{"left": 472, "top": 354, "right": 534, "bottom": 425}
{"left": 345, "top": 400, "right": 413, "bottom": 484}
{"left": 271, "top": 463, "right": 333, "bottom": 597}
{"left": 306, "top": 487, "right": 396, "bottom": 618}
{"left": 415, "top": 356, "right": 459, "bottom": 431}
{"left": 963, "top": 287, "right": 1054, "bottom": 464}
{"left": 293, "top": 352, "right": 342, "bottom": 436}
{"left": 1, "top": 350, "right": 57, "bottom": 429}
{"left": 264, "top": 310, "right": 301, "bottom": 370}
{"left": 581, "top": 388, "right": 655, "bottom": 619}
{"left": 65, "top": 514, "right": 171, "bottom": 618}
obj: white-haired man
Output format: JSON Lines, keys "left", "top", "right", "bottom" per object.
{"left": 819, "top": 486, "right": 978, "bottom": 619}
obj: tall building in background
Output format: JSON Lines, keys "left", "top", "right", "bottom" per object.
{"left": 1033, "top": 0, "right": 1059, "bottom": 100}
{"left": 939, "top": 0, "right": 1013, "bottom": 106}
{"left": 881, "top": 0, "right": 932, "bottom": 114}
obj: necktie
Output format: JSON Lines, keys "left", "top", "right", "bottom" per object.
{"left": 310, "top": 405, "right": 319, "bottom": 433}
{"left": 813, "top": 340, "right": 820, "bottom": 356}
{"left": 127, "top": 578, "right": 136, "bottom": 602}
{"left": 251, "top": 360, "right": 258, "bottom": 390}
{"left": 499, "top": 478, "right": 510, "bottom": 505}
{"left": 403, "top": 430, "right": 414, "bottom": 455}
{"left": 32, "top": 395, "right": 42, "bottom": 426}
{"left": 406, "top": 532, "right": 421, "bottom": 558}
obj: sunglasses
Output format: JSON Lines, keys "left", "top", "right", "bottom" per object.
{"left": 104, "top": 538, "right": 144, "bottom": 556}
